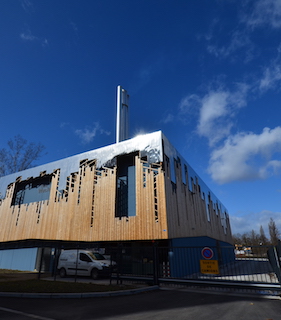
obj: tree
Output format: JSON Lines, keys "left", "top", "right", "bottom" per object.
{"left": 268, "top": 217, "right": 280, "bottom": 246}
{"left": 249, "top": 229, "right": 260, "bottom": 246}
{"left": 0, "top": 135, "right": 45, "bottom": 177}
{"left": 259, "top": 225, "right": 269, "bottom": 246}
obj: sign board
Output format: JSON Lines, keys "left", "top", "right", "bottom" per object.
{"left": 201, "top": 247, "right": 214, "bottom": 259}
{"left": 200, "top": 260, "right": 219, "bottom": 274}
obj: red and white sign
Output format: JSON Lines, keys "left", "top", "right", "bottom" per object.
{"left": 201, "top": 247, "right": 214, "bottom": 259}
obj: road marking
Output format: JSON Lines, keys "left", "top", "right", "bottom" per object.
{"left": 0, "top": 306, "right": 55, "bottom": 320}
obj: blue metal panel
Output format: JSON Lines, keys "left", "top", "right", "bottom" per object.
{"left": 169, "top": 237, "right": 235, "bottom": 278}
{"left": 0, "top": 248, "right": 38, "bottom": 271}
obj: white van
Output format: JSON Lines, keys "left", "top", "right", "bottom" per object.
{"left": 57, "top": 250, "right": 116, "bottom": 279}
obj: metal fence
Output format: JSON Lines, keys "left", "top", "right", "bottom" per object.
{"left": 30, "top": 240, "right": 281, "bottom": 293}
{"left": 107, "top": 244, "right": 281, "bottom": 292}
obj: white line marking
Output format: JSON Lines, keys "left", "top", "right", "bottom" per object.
{"left": 0, "top": 306, "right": 55, "bottom": 320}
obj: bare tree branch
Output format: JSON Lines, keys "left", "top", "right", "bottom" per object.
{"left": 0, "top": 135, "right": 45, "bottom": 177}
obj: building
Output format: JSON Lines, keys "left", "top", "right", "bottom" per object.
{"left": 0, "top": 130, "right": 233, "bottom": 272}
{"left": 0, "top": 86, "right": 233, "bottom": 274}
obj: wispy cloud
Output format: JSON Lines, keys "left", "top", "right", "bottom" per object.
{"left": 20, "top": 28, "right": 48, "bottom": 47}
{"left": 69, "top": 21, "right": 79, "bottom": 43}
{"left": 244, "top": 0, "right": 281, "bottom": 29}
{"left": 179, "top": 94, "right": 201, "bottom": 115}
{"left": 75, "top": 122, "right": 111, "bottom": 144}
{"left": 207, "top": 30, "right": 254, "bottom": 62}
{"left": 131, "top": 54, "right": 171, "bottom": 94}
{"left": 259, "top": 45, "right": 281, "bottom": 91}
{"left": 206, "top": 1, "right": 281, "bottom": 61}
{"left": 208, "top": 127, "right": 281, "bottom": 184}
{"left": 161, "top": 113, "right": 174, "bottom": 124}
{"left": 230, "top": 210, "right": 281, "bottom": 236}
{"left": 20, "top": 0, "right": 34, "bottom": 13}
{"left": 20, "top": 32, "right": 36, "bottom": 41}
{"left": 204, "top": 11, "right": 255, "bottom": 62}
{"left": 133, "top": 63, "right": 161, "bottom": 93}
{"left": 60, "top": 122, "right": 70, "bottom": 128}
{"left": 70, "top": 21, "right": 78, "bottom": 36}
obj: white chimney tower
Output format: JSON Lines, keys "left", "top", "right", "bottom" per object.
{"left": 116, "top": 85, "right": 129, "bottom": 143}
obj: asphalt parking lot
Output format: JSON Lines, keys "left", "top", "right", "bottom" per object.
{"left": 0, "top": 287, "right": 280, "bottom": 320}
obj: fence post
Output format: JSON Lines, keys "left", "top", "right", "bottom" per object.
{"left": 153, "top": 241, "right": 159, "bottom": 285}
{"left": 277, "top": 240, "right": 281, "bottom": 260}
{"left": 267, "top": 245, "right": 281, "bottom": 284}
{"left": 74, "top": 246, "right": 79, "bottom": 283}
{"left": 37, "top": 247, "right": 44, "bottom": 280}
{"left": 275, "top": 241, "right": 281, "bottom": 285}
{"left": 116, "top": 243, "right": 123, "bottom": 285}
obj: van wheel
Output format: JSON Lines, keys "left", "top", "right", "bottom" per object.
{"left": 59, "top": 268, "right": 66, "bottom": 278}
{"left": 91, "top": 268, "right": 98, "bottom": 280}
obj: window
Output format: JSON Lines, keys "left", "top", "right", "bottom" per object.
{"left": 80, "top": 253, "right": 91, "bottom": 262}
{"left": 12, "top": 175, "right": 52, "bottom": 206}
{"left": 116, "top": 152, "right": 137, "bottom": 218}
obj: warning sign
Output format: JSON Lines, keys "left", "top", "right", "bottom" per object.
{"left": 200, "top": 260, "right": 219, "bottom": 274}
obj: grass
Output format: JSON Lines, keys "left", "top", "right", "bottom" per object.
{"left": 0, "top": 279, "right": 136, "bottom": 293}
{"left": 0, "top": 270, "right": 136, "bottom": 293}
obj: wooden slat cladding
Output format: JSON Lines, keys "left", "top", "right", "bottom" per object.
{"left": 0, "top": 156, "right": 168, "bottom": 242}
{"left": 0, "top": 151, "right": 232, "bottom": 244}
{"left": 163, "top": 155, "right": 232, "bottom": 244}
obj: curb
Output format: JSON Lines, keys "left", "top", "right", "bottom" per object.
{"left": 0, "top": 285, "right": 159, "bottom": 299}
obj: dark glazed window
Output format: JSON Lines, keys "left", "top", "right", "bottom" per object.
{"left": 12, "top": 175, "right": 52, "bottom": 206}
{"left": 116, "top": 152, "right": 137, "bottom": 218}
{"left": 80, "top": 253, "right": 91, "bottom": 262}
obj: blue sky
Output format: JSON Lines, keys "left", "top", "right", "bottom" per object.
{"left": 1, "top": 0, "right": 281, "bottom": 237}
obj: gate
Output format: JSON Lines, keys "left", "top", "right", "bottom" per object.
{"left": 111, "top": 243, "right": 281, "bottom": 294}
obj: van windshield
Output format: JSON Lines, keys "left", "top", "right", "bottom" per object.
{"left": 88, "top": 252, "right": 105, "bottom": 260}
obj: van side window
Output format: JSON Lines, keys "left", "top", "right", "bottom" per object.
{"left": 80, "top": 253, "right": 91, "bottom": 262}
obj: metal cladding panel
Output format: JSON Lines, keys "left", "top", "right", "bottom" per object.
{"left": 162, "top": 134, "right": 229, "bottom": 234}
{"left": 0, "top": 131, "right": 163, "bottom": 198}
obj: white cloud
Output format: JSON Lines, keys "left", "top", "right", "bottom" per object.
{"left": 208, "top": 127, "right": 281, "bottom": 184}
{"left": 75, "top": 123, "right": 111, "bottom": 144}
{"left": 230, "top": 210, "right": 281, "bottom": 237}
{"left": 197, "top": 91, "right": 229, "bottom": 141}
{"left": 259, "top": 50, "right": 281, "bottom": 91}
{"left": 245, "top": 0, "right": 281, "bottom": 29}
{"left": 196, "top": 85, "right": 248, "bottom": 146}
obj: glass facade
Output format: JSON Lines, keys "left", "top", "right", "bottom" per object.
{"left": 116, "top": 153, "right": 136, "bottom": 218}
{"left": 12, "top": 175, "right": 52, "bottom": 206}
